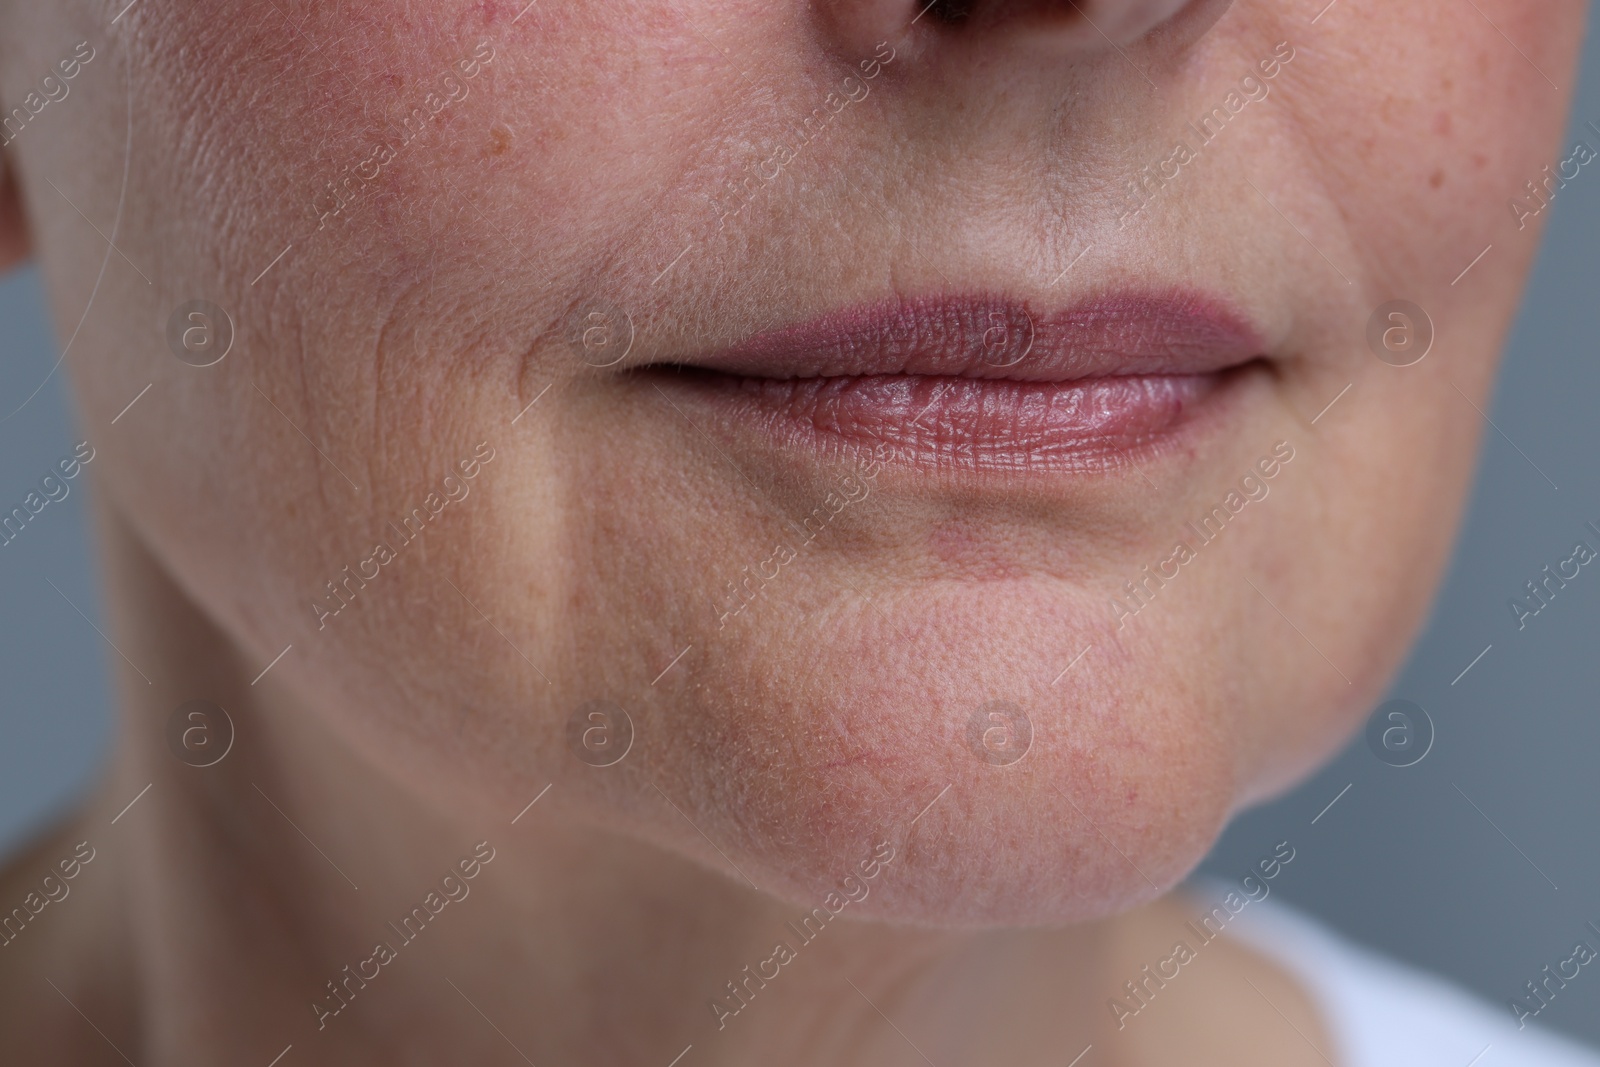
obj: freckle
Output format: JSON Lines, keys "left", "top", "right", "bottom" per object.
{"left": 1434, "top": 111, "right": 1452, "bottom": 136}
{"left": 1429, "top": 169, "right": 1444, "bottom": 189}
{"left": 486, "top": 122, "right": 512, "bottom": 157}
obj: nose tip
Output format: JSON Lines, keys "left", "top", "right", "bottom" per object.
{"left": 1052, "top": 0, "right": 1196, "bottom": 46}
{"left": 824, "top": 0, "right": 1215, "bottom": 58}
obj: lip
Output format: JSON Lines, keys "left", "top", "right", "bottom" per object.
{"left": 643, "top": 293, "right": 1268, "bottom": 473}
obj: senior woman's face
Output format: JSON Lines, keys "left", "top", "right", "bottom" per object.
{"left": 3, "top": 0, "right": 1582, "bottom": 922}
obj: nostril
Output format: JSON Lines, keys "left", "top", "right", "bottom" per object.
{"left": 819, "top": 0, "right": 1219, "bottom": 64}
{"left": 913, "top": 0, "right": 1197, "bottom": 45}
{"left": 926, "top": 0, "right": 973, "bottom": 24}
{"left": 923, "top": 0, "right": 1088, "bottom": 31}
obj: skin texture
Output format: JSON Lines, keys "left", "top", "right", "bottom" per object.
{"left": 0, "top": 0, "right": 1587, "bottom": 1063}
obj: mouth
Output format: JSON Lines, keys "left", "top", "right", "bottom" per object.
{"left": 636, "top": 293, "right": 1270, "bottom": 474}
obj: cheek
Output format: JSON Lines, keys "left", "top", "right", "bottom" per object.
{"left": 1288, "top": 2, "right": 1584, "bottom": 286}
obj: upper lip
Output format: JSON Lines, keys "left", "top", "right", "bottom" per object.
{"left": 658, "top": 292, "right": 1266, "bottom": 382}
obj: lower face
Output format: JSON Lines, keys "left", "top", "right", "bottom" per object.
{"left": 12, "top": 0, "right": 1583, "bottom": 922}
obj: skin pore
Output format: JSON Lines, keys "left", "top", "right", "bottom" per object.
{"left": 0, "top": 0, "right": 1587, "bottom": 1064}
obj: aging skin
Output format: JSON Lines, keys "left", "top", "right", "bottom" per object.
{"left": 0, "top": 0, "right": 1586, "bottom": 1064}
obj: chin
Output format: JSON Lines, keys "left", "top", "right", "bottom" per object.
{"left": 635, "top": 579, "right": 1248, "bottom": 928}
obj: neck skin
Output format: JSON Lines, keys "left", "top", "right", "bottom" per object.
{"left": 0, "top": 501, "right": 1332, "bottom": 1067}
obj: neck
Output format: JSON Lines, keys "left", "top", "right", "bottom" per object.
{"left": 31, "top": 502, "right": 1140, "bottom": 1067}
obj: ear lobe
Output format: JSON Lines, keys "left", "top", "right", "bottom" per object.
{"left": 0, "top": 152, "right": 32, "bottom": 273}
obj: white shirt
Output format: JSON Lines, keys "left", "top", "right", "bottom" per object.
{"left": 1213, "top": 885, "right": 1600, "bottom": 1066}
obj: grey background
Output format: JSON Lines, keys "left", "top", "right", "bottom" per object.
{"left": 4, "top": 8, "right": 1600, "bottom": 1053}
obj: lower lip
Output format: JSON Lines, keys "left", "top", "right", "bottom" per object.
{"left": 647, "top": 367, "right": 1256, "bottom": 473}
